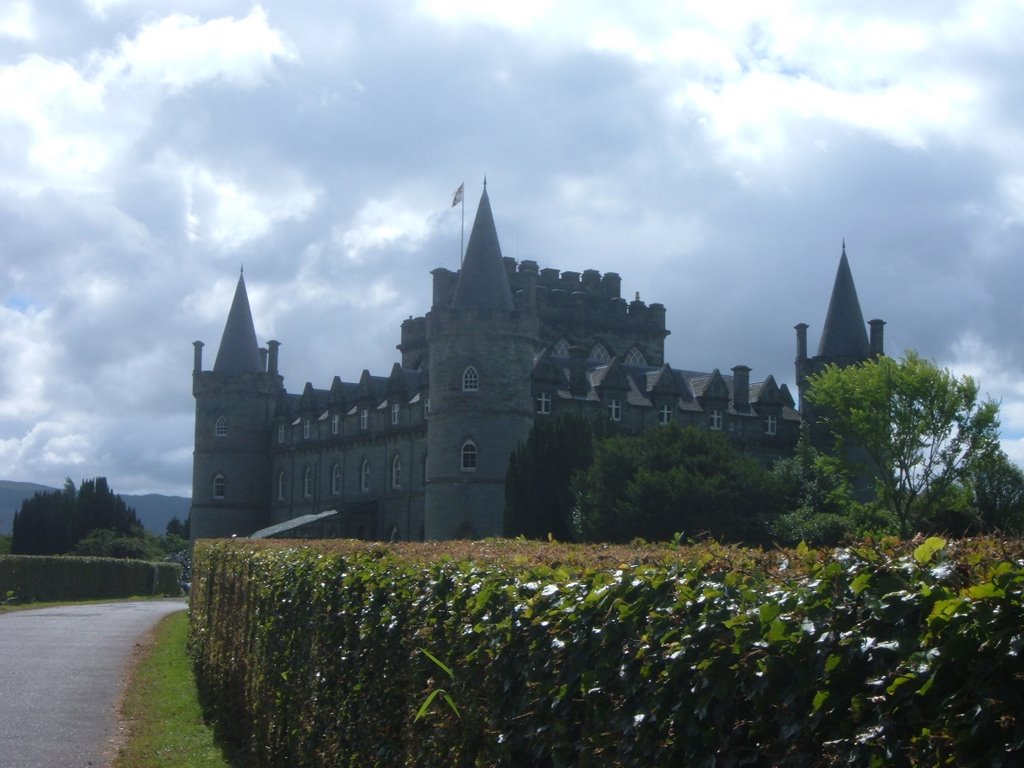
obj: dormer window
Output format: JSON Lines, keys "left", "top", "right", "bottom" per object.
{"left": 391, "top": 403, "right": 400, "bottom": 425}
{"left": 765, "top": 415, "right": 777, "bottom": 436}
{"left": 303, "top": 419, "right": 311, "bottom": 440}
{"left": 360, "top": 408, "right": 369, "bottom": 430}
{"left": 589, "top": 343, "right": 611, "bottom": 363}
{"left": 278, "top": 424, "right": 285, "bottom": 444}
{"left": 659, "top": 404, "right": 672, "bottom": 425}
{"left": 624, "top": 347, "right": 647, "bottom": 367}
{"left": 462, "top": 366, "right": 479, "bottom": 392}
{"left": 215, "top": 416, "right": 227, "bottom": 437}
{"left": 710, "top": 409, "right": 723, "bottom": 430}
{"left": 536, "top": 392, "right": 552, "bottom": 415}
{"left": 608, "top": 399, "right": 622, "bottom": 422}
{"left": 331, "top": 414, "right": 340, "bottom": 435}
{"left": 552, "top": 339, "right": 570, "bottom": 358}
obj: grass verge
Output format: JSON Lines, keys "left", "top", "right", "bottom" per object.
{"left": 113, "top": 610, "right": 235, "bottom": 768}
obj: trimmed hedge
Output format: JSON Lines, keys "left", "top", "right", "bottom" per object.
{"left": 189, "top": 538, "right": 1024, "bottom": 767}
{"left": 0, "top": 555, "right": 182, "bottom": 602}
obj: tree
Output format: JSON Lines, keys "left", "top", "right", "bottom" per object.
{"left": 806, "top": 351, "right": 1001, "bottom": 538}
{"left": 504, "top": 413, "right": 606, "bottom": 540}
{"left": 573, "top": 424, "right": 782, "bottom": 544}
{"left": 971, "top": 450, "right": 1024, "bottom": 534}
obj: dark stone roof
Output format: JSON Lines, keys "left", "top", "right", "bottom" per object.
{"left": 817, "top": 247, "right": 870, "bottom": 361}
{"left": 450, "top": 187, "right": 514, "bottom": 312}
{"left": 213, "top": 273, "right": 264, "bottom": 374}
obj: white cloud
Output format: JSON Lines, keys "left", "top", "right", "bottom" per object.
{"left": 0, "top": 0, "right": 33, "bottom": 40}
{"left": 171, "top": 158, "right": 320, "bottom": 250}
{"left": 338, "top": 197, "right": 437, "bottom": 262}
{"left": 97, "top": 6, "right": 296, "bottom": 92}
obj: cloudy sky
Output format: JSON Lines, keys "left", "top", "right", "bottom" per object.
{"left": 1, "top": 1, "right": 1023, "bottom": 504}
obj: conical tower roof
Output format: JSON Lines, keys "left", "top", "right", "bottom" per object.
{"left": 817, "top": 244, "right": 870, "bottom": 361}
{"left": 450, "top": 185, "right": 514, "bottom": 312}
{"left": 213, "top": 272, "right": 264, "bottom": 374}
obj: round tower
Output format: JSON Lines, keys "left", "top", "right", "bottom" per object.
{"left": 190, "top": 272, "right": 281, "bottom": 542}
{"left": 424, "top": 185, "right": 538, "bottom": 538}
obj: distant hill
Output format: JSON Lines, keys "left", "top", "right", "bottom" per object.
{"left": 0, "top": 481, "right": 190, "bottom": 535}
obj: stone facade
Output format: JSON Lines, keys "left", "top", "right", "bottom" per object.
{"left": 190, "top": 188, "right": 882, "bottom": 542}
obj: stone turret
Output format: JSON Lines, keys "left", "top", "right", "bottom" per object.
{"left": 190, "top": 272, "right": 282, "bottom": 543}
{"left": 424, "top": 184, "right": 539, "bottom": 538}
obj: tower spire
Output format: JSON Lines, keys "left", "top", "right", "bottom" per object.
{"left": 450, "top": 185, "right": 513, "bottom": 312}
{"left": 213, "top": 272, "right": 264, "bottom": 373}
{"left": 817, "top": 244, "right": 869, "bottom": 362}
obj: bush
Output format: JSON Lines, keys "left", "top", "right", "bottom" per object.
{"left": 0, "top": 555, "right": 181, "bottom": 602}
{"left": 190, "top": 537, "right": 1024, "bottom": 767}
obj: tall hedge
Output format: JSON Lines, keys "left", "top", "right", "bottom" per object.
{"left": 0, "top": 555, "right": 181, "bottom": 601}
{"left": 189, "top": 538, "right": 1024, "bottom": 767}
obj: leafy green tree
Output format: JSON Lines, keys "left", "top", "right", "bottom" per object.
{"left": 505, "top": 413, "right": 605, "bottom": 540}
{"left": 573, "top": 424, "right": 782, "bottom": 544}
{"left": 971, "top": 450, "right": 1024, "bottom": 534}
{"left": 806, "top": 351, "right": 1001, "bottom": 538}
{"left": 0, "top": 534, "right": 11, "bottom": 555}
{"left": 73, "top": 528, "right": 157, "bottom": 560}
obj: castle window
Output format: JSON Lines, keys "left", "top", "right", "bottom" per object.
{"left": 624, "top": 347, "right": 647, "bottom": 367}
{"left": 391, "top": 455, "right": 402, "bottom": 489}
{"left": 462, "top": 366, "right": 479, "bottom": 392}
{"left": 710, "top": 409, "right": 723, "bottom": 430}
{"left": 659, "top": 404, "right": 672, "bottom": 425}
{"left": 303, "top": 467, "right": 314, "bottom": 499}
{"left": 552, "top": 339, "right": 570, "bottom": 358}
{"left": 213, "top": 473, "right": 225, "bottom": 499}
{"left": 278, "top": 424, "right": 285, "bottom": 444}
{"left": 360, "top": 459, "right": 370, "bottom": 492}
{"left": 360, "top": 408, "right": 369, "bottom": 430}
{"left": 331, "top": 463, "right": 341, "bottom": 495}
{"left": 277, "top": 471, "right": 286, "bottom": 501}
{"left": 765, "top": 415, "right": 777, "bottom": 436}
{"left": 425, "top": 398, "right": 430, "bottom": 417}
{"left": 331, "top": 414, "right": 340, "bottom": 435}
{"left": 608, "top": 399, "right": 622, "bottom": 422}
{"left": 588, "top": 344, "right": 611, "bottom": 364}
{"left": 391, "top": 403, "right": 400, "bottom": 425}
{"left": 215, "top": 416, "right": 227, "bottom": 438}
{"left": 461, "top": 440, "right": 478, "bottom": 472}
{"left": 536, "top": 392, "right": 551, "bottom": 415}
{"left": 303, "top": 419, "right": 311, "bottom": 440}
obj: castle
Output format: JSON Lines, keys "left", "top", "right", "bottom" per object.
{"left": 189, "top": 186, "right": 883, "bottom": 543}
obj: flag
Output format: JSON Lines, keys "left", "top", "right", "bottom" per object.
{"left": 451, "top": 182, "right": 464, "bottom": 207}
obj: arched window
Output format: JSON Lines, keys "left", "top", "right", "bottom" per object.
{"left": 303, "top": 466, "right": 314, "bottom": 499}
{"left": 331, "top": 463, "right": 342, "bottom": 495}
{"left": 552, "top": 338, "right": 570, "bottom": 358}
{"left": 360, "top": 459, "right": 370, "bottom": 493}
{"left": 588, "top": 343, "right": 611, "bottom": 363}
{"left": 461, "top": 440, "right": 478, "bottom": 472}
{"left": 214, "top": 416, "right": 227, "bottom": 437}
{"left": 213, "top": 473, "right": 225, "bottom": 499}
{"left": 277, "top": 471, "right": 287, "bottom": 501}
{"left": 391, "top": 454, "right": 402, "bottom": 489}
{"left": 462, "top": 366, "right": 479, "bottom": 392}
{"left": 624, "top": 347, "right": 647, "bottom": 366}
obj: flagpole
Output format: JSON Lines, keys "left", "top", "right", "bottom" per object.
{"left": 460, "top": 192, "right": 465, "bottom": 266}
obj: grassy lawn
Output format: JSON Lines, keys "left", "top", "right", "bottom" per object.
{"left": 113, "top": 610, "right": 237, "bottom": 768}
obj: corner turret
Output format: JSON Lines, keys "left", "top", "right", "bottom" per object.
{"left": 190, "top": 271, "right": 282, "bottom": 543}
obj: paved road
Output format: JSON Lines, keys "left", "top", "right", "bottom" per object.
{"left": 0, "top": 599, "right": 187, "bottom": 768}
